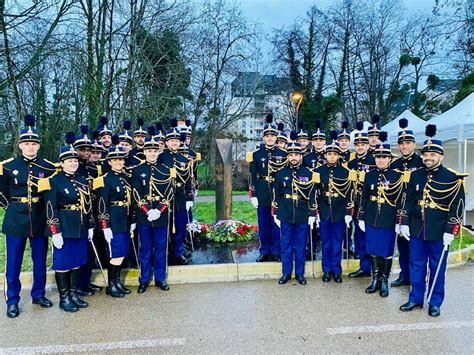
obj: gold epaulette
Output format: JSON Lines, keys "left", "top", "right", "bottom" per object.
{"left": 403, "top": 170, "right": 411, "bottom": 183}
{"left": 0, "top": 157, "right": 14, "bottom": 175}
{"left": 312, "top": 172, "right": 320, "bottom": 183}
{"left": 196, "top": 152, "right": 201, "bottom": 161}
{"left": 350, "top": 152, "right": 356, "bottom": 161}
{"left": 348, "top": 169, "right": 358, "bottom": 182}
{"left": 342, "top": 162, "right": 348, "bottom": 169}
{"left": 93, "top": 176, "right": 105, "bottom": 190}
{"left": 37, "top": 178, "right": 51, "bottom": 192}
{"left": 246, "top": 152, "right": 253, "bottom": 163}
{"left": 447, "top": 168, "right": 469, "bottom": 178}
{"left": 97, "top": 165, "right": 103, "bottom": 176}
{"left": 359, "top": 171, "right": 366, "bottom": 183}
{"left": 170, "top": 168, "right": 177, "bottom": 178}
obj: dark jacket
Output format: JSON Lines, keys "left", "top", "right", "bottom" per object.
{"left": 273, "top": 164, "right": 317, "bottom": 224}
{"left": 157, "top": 149, "right": 194, "bottom": 211}
{"left": 314, "top": 163, "right": 355, "bottom": 223}
{"left": 94, "top": 171, "right": 134, "bottom": 233}
{"left": 131, "top": 162, "right": 173, "bottom": 227}
{"left": 42, "top": 171, "right": 95, "bottom": 239}
{"left": 358, "top": 168, "right": 405, "bottom": 229}
{"left": 400, "top": 165, "right": 466, "bottom": 241}
{"left": 0, "top": 156, "right": 57, "bottom": 238}
{"left": 248, "top": 145, "right": 287, "bottom": 207}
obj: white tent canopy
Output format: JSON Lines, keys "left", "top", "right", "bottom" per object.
{"left": 412, "top": 93, "right": 474, "bottom": 143}
{"left": 413, "top": 93, "right": 474, "bottom": 211}
{"left": 381, "top": 110, "right": 426, "bottom": 145}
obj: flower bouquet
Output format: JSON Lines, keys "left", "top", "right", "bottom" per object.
{"left": 187, "top": 219, "right": 258, "bottom": 243}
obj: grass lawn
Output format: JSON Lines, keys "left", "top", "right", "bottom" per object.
{"left": 1, "top": 202, "right": 472, "bottom": 272}
{"left": 193, "top": 201, "right": 257, "bottom": 225}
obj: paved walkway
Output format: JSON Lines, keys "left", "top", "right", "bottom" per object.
{"left": 1, "top": 264, "right": 472, "bottom": 353}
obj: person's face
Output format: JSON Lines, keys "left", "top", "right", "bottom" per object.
{"left": 144, "top": 148, "right": 159, "bottom": 163}
{"left": 120, "top": 141, "right": 132, "bottom": 152}
{"left": 297, "top": 138, "right": 308, "bottom": 149}
{"left": 263, "top": 134, "right": 276, "bottom": 147}
{"left": 90, "top": 151, "right": 102, "bottom": 162}
{"left": 422, "top": 151, "right": 443, "bottom": 169}
{"left": 185, "top": 136, "right": 191, "bottom": 146}
{"left": 77, "top": 147, "right": 91, "bottom": 160}
{"left": 326, "top": 151, "right": 339, "bottom": 164}
{"left": 18, "top": 141, "right": 40, "bottom": 158}
{"left": 277, "top": 141, "right": 287, "bottom": 149}
{"left": 108, "top": 158, "right": 125, "bottom": 171}
{"left": 166, "top": 138, "right": 180, "bottom": 152}
{"left": 134, "top": 135, "right": 145, "bottom": 147}
{"left": 398, "top": 141, "right": 416, "bottom": 157}
{"left": 61, "top": 158, "right": 79, "bottom": 174}
{"left": 369, "top": 135, "right": 379, "bottom": 148}
{"left": 158, "top": 140, "right": 165, "bottom": 152}
{"left": 338, "top": 138, "right": 350, "bottom": 151}
{"left": 288, "top": 152, "right": 301, "bottom": 166}
{"left": 312, "top": 138, "right": 325, "bottom": 150}
{"left": 375, "top": 156, "right": 390, "bottom": 169}
{"left": 355, "top": 142, "right": 368, "bottom": 156}
{"left": 101, "top": 134, "right": 112, "bottom": 147}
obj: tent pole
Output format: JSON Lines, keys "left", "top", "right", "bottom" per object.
{"left": 463, "top": 139, "right": 467, "bottom": 226}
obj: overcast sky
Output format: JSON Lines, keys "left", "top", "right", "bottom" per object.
{"left": 238, "top": 0, "right": 439, "bottom": 69}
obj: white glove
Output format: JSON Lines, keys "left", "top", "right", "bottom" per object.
{"left": 130, "top": 223, "right": 137, "bottom": 233}
{"left": 358, "top": 220, "right": 366, "bottom": 232}
{"left": 395, "top": 224, "right": 401, "bottom": 235}
{"left": 88, "top": 228, "right": 94, "bottom": 241}
{"left": 195, "top": 190, "right": 199, "bottom": 197}
{"left": 147, "top": 209, "right": 161, "bottom": 221}
{"left": 103, "top": 228, "right": 113, "bottom": 243}
{"left": 186, "top": 201, "right": 194, "bottom": 211}
{"left": 273, "top": 215, "right": 281, "bottom": 228}
{"left": 400, "top": 225, "right": 410, "bottom": 241}
{"left": 52, "top": 233, "right": 64, "bottom": 249}
{"left": 443, "top": 232, "right": 454, "bottom": 250}
{"left": 316, "top": 215, "right": 320, "bottom": 228}
{"left": 308, "top": 216, "right": 316, "bottom": 229}
{"left": 250, "top": 197, "right": 259, "bottom": 209}
{"left": 344, "top": 215, "right": 353, "bottom": 228}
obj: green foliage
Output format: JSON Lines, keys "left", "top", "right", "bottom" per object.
{"left": 427, "top": 74, "right": 440, "bottom": 90}
{"left": 454, "top": 72, "right": 474, "bottom": 104}
{"left": 135, "top": 27, "right": 191, "bottom": 122}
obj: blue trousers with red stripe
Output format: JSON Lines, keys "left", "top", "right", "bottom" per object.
{"left": 320, "top": 220, "right": 345, "bottom": 273}
{"left": 172, "top": 209, "right": 187, "bottom": 257}
{"left": 408, "top": 235, "right": 448, "bottom": 308}
{"left": 257, "top": 207, "right": 281, "bottom": 255}
{"left": 281, "top": 222, "right": 308, "bottom": 276}
{"left": 353, "top": 218, "right": 370, "bottom": 273}
{"left": 397, "top": 236, "right": 410, "bottom": 281}
{"left": 4, "top": 235, "right": 48, "bottom": 306}
{"left": 138, "top": 225, "right": 168, "bottom": 284}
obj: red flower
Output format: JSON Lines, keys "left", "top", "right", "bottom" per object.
{"left": 201, "top": 226, "right": 207, "bottom": 232}
{"left": 237, "top": 227, "right": 244, "bottom": 236}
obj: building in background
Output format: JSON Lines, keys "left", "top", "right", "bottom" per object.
{"left": 227, "top": 72, "right": 292, "bottom": 159}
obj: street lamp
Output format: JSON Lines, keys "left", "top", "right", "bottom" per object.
{"left": 291, "top": 92, "right": 303, "bottom": 112}
{"left": 291, "top": 92, "right": 303, "bottom": 125}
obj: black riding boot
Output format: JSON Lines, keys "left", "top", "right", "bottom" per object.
{"left": 106, "top": 264, "right": 125, "bottom": 298}
{"left": 70, "top": 268, "right": 89, "bottom": 307}
{"left": 115, "top": 265, "right": 131, "bottom": 294}
{"left": 365, "top": 256, "right": 381, "bottom": 294}
{"left": 55, "top": 271, "right": 78, "bottom": 312}
{"left": 379, "top": 258, "right": 393, "bottom": 298}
